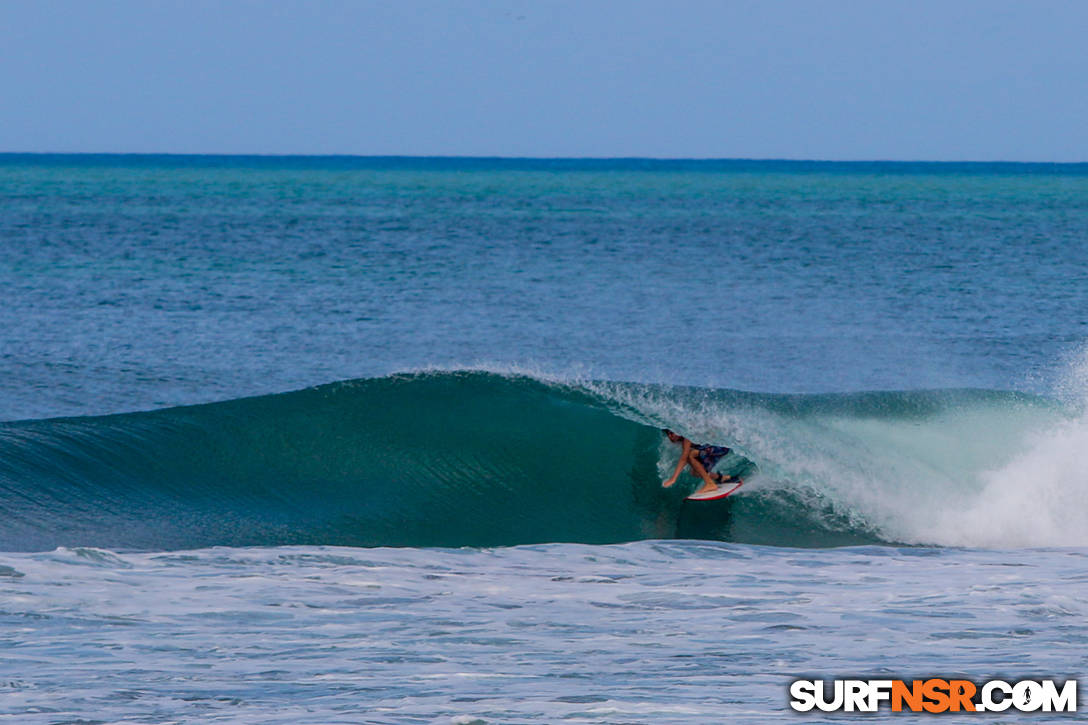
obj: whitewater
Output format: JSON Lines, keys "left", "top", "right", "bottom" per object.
{"left": 2, "top": 156, "right": 1087, "bottom": 722}
{"left": 4, "top": 369, "right": 1087, "bottom": 552}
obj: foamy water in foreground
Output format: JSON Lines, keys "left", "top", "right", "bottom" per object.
{"left": 2, "top": 542, "right": 1086, "bottom": 723}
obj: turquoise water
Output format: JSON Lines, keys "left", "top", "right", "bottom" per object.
{"left": 1, "top": 156, "right": 1087, "bottom": 721}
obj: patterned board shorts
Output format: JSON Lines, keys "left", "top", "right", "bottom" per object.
{"left": 694, "top": 445, "right": 731, "bottom": 471}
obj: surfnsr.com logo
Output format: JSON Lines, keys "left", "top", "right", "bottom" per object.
{"left": 789, "top": 679, "right": 1078, "bottom": 713}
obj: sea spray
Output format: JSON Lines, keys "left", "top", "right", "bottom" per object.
{"left": 2, "top": 370, "right": 1077, "bottom": 550}
{"left": 926, "top": 349, "right": 1088, "bottom": 546}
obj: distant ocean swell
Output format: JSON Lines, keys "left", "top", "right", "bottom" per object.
{"left": 1, "top": 371, "right": 1084, "bottom": 552}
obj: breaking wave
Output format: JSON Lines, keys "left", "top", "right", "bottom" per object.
{"left": 1, "top": 370, "right": 1082, "bottom": 551}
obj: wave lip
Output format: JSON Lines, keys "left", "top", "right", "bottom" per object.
{"left": 0, "top": 372, "right": 671, "bottom": 551}
{"left": 1, "top": 370, "right": 1077, "bottom": 551}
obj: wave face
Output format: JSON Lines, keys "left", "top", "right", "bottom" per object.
{"left": 1, "top": 371, "right": 1083, "bottom": 551}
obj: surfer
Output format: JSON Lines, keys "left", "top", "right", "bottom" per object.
{"left": 661, "top": 429, "right": 734, "bottom": 495}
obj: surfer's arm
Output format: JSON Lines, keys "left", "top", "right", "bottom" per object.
{"left": 663, "top": 439, "right": 691, "bottom": 487}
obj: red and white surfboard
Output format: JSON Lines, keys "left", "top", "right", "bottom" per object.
{"left": 685, "top": 478, "right": 743, "bottom": 501}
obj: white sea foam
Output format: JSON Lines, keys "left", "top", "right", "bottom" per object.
{"left": 585, "top": 368, "right": 1086, "bottom": 548}
{"left": 923, "top": 350, "right": 1088, "bottom": 547}
{"left": 1, "top": 542, "right": 1086, "bottom": 723}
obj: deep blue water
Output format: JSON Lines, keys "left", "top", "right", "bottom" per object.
{"left": 1, "top": 155, "right": 1086, "bottom": 722}
{"left": 4, "top": 155, "right": 1087, "bottom": 420}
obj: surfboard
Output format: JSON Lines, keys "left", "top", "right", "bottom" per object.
{"left": 685, "top": 478, "right": 743, "bottom": 501}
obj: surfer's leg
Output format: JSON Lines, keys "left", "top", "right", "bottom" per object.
{"left": 687, "top": 451, "right": 718, "bottom": 494}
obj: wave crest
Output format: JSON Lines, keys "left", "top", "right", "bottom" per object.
{"left": 0, "top": 371, "right": 1077, "bottom": 550}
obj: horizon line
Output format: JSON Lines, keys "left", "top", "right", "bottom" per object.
{"left": 2, "top": 151, "right": 1088, "bottom": 166}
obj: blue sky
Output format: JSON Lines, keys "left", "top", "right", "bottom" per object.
{"left": 2, "top": 0, "right": 1086, "bottom": 160}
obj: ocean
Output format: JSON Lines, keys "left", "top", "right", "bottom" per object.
{"left": 1, "top": 155, "right": 1087, "bottom": 722}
